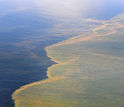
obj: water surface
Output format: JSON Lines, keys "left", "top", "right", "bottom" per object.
{"left": 0, "top": 0, "right": 124, "bottom": 107}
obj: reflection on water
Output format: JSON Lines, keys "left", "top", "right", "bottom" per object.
{"left": 0, "top": 0, "right": 124, "bottom": 107}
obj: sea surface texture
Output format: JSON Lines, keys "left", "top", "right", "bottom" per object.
{"left": 0, "top": 0, "right": 124, "bottom": 107}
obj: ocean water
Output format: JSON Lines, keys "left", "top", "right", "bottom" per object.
{"left": 0, "top": 0, "right": 124, "bottom": 107}
{"left": 0, "top": 11, "right": 63, "bottom": 107}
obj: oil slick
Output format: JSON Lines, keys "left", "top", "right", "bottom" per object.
{"left": 12, "top": 14, "right": 124, "bottom": 107}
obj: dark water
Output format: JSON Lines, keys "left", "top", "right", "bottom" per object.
{"left": 0, "top": 0, "right": 124, "bottom": 107}
{"left": 0, "top": 11, "right": 64, "bottom": 107}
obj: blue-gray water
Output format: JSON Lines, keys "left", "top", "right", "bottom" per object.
{"left": 0, "top": 0, "right": 124, "bottom": 107}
